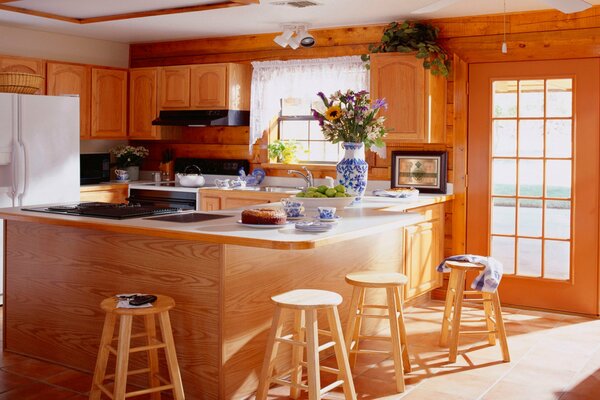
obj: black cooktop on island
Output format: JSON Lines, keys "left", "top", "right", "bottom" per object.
{"left": 23, "top": 202, "right": 182, "bottom": 220}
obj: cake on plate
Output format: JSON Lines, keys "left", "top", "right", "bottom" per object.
{"left": 241, "top": 208, "right": 287, "bottom": 225}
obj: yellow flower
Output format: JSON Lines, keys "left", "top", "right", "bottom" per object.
{"left": 325, "top": 105, "right": 342, "bottom": 121}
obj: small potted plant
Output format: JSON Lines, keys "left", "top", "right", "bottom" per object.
{"left": 110, "top": 145, "right": 149, "bottom": 181}
{"left": 268, "top": 140, "right": 303, "bottom": 164}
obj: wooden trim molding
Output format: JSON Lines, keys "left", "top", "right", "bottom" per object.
{"left": 0, "top": 0, "right": 257, "bottom": 24}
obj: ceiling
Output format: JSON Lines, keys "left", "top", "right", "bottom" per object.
{"left": 0, "top": 0, "right": 599, "bottom": 44}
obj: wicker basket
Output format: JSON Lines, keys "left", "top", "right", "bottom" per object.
{"left": 0, "top": 72, "right": 44, "bottom": 94}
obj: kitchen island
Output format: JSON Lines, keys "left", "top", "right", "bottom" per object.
{"left": 0, "top": 195, "right": 451, "bottom": 399}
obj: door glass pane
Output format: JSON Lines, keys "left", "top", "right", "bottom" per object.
{"left": 492, "top": 197, "right": 515, "bottom": 235}
{"left": 519, "top": 80, "right": 544, "bottom": 117}
{"left": 546, "top": 160, "right": 571, "bottom": 198}
{"left": 492, "top": 159, "right": 516, "bottom": 196}
{"left": 517, "top": 238, "right": 542, "bottom": 277}
{"left": 546, "top": 79, "right": 572, "bottom": 117}
{"left": 493, "top": 80, "right": 517, "bottom": 118}
{"left": 546, "top": 119, "right": 572, "bottom": 158}
{"left": 518, "top": 159, "right": 543, "bottom": 197}
{"left": 544, "top": 240, "right": 570, "bottom": 280}
{"left": 518, "top": 199, "right": 542, "bottom": 237}
{"left": 545, "top": 200, "right": 571, "bottom": 239}
{"left": 280, "top": 121, "right": 307, "bottom": 140}
{"left": 491, "top": 236, "right": 515, "bottom": 274}
{"left": 519, "top": 119, "right": 544, "bottom": 157}
{"left": 492, "top": 120, "right": 517, "bottom": 156}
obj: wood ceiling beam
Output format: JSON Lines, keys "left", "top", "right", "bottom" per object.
{"left": 0, "top": 1, "right": 254, "bottom": 24}
{"left": 0, "top": 4, "right": 81, "bottom": 23}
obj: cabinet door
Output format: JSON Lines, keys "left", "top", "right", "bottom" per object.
{"left": 129, "top": 68, "right": 158, "bottom": 139}
{"left": 80, "top": 187, "right": 128, "bottom": 203}
{"left": 159, "top": 67, "right": 190, "bottom": 109}
{"left": 403, "top": 220, "right": 443, "bottom": 300}
{"left": 0, "top": 55, "right": 45, "bottom": 94}
{"left": 190, "top": 65, "right": 227, "bottom": 109}
{"left": 91, "top": 68, "right": 127, "bottom": 138}
{"left": 370, "top": 53, "right": 446, "bottom": 143}
{"left": 47, "top": 62, "right": 91, "bottom": 138}
{"left": 201, "top": 196, "right": 222, "bottom": 211}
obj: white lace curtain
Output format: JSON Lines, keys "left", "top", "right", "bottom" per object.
{"left": 249, "top": 56, "right": 368, "bottom": 147}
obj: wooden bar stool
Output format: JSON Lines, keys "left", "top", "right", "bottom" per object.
{"left": 89, "top": 295, "right": 185, "bottom": 400}
{"left": 256, "top": 289, "right": 356, "bottom": 400}
{"left": 439, "top": 261, "right": 510, "bottom": 363}
{"left": 344, "top": 271, "right": 411, "bottom": 393}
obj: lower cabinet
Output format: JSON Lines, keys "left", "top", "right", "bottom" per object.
{"left": 403, "top": 204, "right": 444, "bottom": 301}
{"left": 200, "top": 190, "right": 295, "bottom": 211}
{"left": 80, "top": 185, "right": 128, "bottom": 204}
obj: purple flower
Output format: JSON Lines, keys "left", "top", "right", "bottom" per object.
{"left": 372, "top": 98, "right": 388, "bottom": 110}
{"left": 317, "top": 91, "right": 329, "bottom": 107}
{"left": 312, "top": 109, "right": 325, "bottom": 127}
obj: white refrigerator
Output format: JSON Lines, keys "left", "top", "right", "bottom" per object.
{"left": 0, "top": 93, "right": 80, "bottom": 302}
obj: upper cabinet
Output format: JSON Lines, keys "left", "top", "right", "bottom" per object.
{"left": 129, "top": 68, "right": 158, "bottom": 139}
{"left": 159, "top": 66, "right": 190, "bottom": 109}
{"left": 370, "top": 53, "right": 446, "bottom": 143}
{"left": 91, "top": 68, "right": 128, "bottom": 138}
{"left": 159, "top": 63, "right": 251, "bottom": 111}
{"left": 0, "top": 55, "right": 45, "bottom": 94}
{"left": 46, "top": 62, "right": 91, "bottom": 138}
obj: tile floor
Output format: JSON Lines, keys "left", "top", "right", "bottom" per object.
{"left": 0, "top": 301, "right": 599, "bottom": 399}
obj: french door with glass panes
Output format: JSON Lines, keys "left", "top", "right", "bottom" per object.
{"left": 467, "top": 59, "right": 599, "bottom": 315}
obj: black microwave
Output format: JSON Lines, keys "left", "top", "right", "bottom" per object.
{"left": 80, "top": 153, "right": 110, "bottom": 185}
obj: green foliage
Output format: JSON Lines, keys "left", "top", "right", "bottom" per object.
{"left": 267, "top": 139, "right": 303, "bottom": 164}
{"left": 362, "top": 21, "right": 450, "bottom": 78}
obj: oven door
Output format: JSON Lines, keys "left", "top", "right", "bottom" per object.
{"left": 128, "top": 189, "right": 197, "bottom": 210}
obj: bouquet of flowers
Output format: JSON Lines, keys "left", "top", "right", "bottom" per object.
{"left": 110, "top": 145, "right": 149, "bottom": 167}
{"left": 312, "top": 89, "right": 388, "bottom": 149}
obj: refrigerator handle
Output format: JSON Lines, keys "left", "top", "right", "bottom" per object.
{"left": 14, "top": 98, "right": 26, "bottom": 207}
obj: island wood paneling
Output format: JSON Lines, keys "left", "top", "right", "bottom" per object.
{"left": 4, "top": 220, "right": 222, "bottom": 400}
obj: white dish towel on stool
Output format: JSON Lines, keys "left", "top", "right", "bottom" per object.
{"left": 436, "top": 254, "right": 504, "bottom": 293}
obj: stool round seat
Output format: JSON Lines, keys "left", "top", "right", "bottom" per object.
{"left": 345, "top": 271, "right": 408, "bottom": 288}
{"left": 100, "top": 294, "right": 175, "bottom": 315}
{"left": 445, "top": 261, "right": 485, "bottom": 271}
{"left": 271, "top": 289, "right": 342, "bottom": 309}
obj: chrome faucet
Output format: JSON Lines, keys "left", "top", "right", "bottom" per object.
{"left": 287, "top": 166, "right": 314, "bottom": 189}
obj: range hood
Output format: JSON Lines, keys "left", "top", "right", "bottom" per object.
{"left": 152, "top": 110, "right": 250, "bottom": 127}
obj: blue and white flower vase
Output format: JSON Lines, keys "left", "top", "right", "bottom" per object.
{"left": 336, "top": 142, "right": 368, "bottom": 200}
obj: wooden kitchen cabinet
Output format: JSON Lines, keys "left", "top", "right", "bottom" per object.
{"left": 0, "top": 54, "right": 45, "bottom": 94}
{"left": 190, "top": 64, "right": 228, "bottom": 109}
{"left": 403, "top": 203, "right": 444, "bottom": 301}
{"left": 91, "top": 68, "right": 128, "bottom": 138}
{"left": 129, "top": 68, "right": 159, "bottom": 139}
{"left": 46, "top": 62, "right": 91, "bottom": 138}
{"left": 199, "top": 189, "right": 295, "bottom": 211}
{"left": 370, "top": 53, "right": 446, "bottom": 143}
{"left": 159, "top": 66, "right": 190, "bottom": 109}
{"left": 80, "top": 184, "right": 128, "bottom": 204}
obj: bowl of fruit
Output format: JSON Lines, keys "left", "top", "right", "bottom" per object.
{"left": 294, "top": 185, "right": 355, "bottom": 210}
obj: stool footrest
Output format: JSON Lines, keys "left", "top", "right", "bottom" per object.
{"left": 358, "top": 334, "right": 391, "bottom": 341}
{"left": 129, "top": 342, "right": 167, "bottom": 354}
{"left": 125, "top": 383, "right": 175, "bottom": 398}
{"left": 317, "top": 340, "right": 336, "bottom": 352}
{"left": 299, "top": 360, "right": 340, "bottom": 375}
{"left": 320, "top": 379, "right": 344, "bottom": 396}
{"left": 112, "top": 332, "right": 147, "bottom": 342}
{"left": 460, "top": 329, "right": 497, "bottom": 335}
{"left": 317, "top": 329, "right": 332, "bottom": 336}
{"left": 96, "top": 383, "right": 115, "bottom": 399}
{"left": 350, "top": 348, "right": 392, "bottom": 355}
{"left": 271, "top": 375, "right": 308, "bottom": 391}
{"left": 361, "top": 304, "right": 388, "bottom": 310}
{"left": 105, "top": 367, "right": 151, "bottom": 380}
{"left": 275, "top": 334, "right": 306, "bottom": 347}
{"left": 356, "top": 312, "right": 398, "bottom": 319}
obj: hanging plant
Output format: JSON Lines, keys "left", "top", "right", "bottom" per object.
{"left": 362, "top": 21, "right": 450, "bottom": 77}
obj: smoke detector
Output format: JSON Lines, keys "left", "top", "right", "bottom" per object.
{"left": 269, "top": 1, "right": 321, "bottom": 8}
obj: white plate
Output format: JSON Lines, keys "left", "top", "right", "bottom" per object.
{"left": 318, "top": 215, "right": 342, "bottom": 222}
{"left": 286, "top": 214, "right": 307, "bottom": 221}
{"left": 236, "top": 220, "right": 290, "bottom": 229}
{"left": 295, "top": 221, "right": 334, "bottom": 232}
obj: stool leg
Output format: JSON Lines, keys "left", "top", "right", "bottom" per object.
{"left": 144, "top": 314, "right": 161, "bottom": 400}
{"left": 290, "top": 310, "right": 305, "bottom": 399}
{"left": 482, "top": 293, "right": 497, "bottom": 346}
{"left": 394, "top": 286, "right": 411, "bottom": 373}
{"left": 256, "top": 306, "right": 285, "bottom": 400}
{"left": 326, "top": 306, "right": 357, "bottom": 400}
{"left": 90, "top": 312, "right": 117, "bottom": 400}
{"left": 345, "top": 287, "right": 365, "bottom": 368}
{"left": 305, "top": 309, "right": 321, "bottom": 400}
{"left": 386, "top": 287, "right": 405, "bottom": 393}
{"left": 114, "top": 315, "right": 133, "bottom": 400}
{"left": 491, "top": 292, "right": 511, "bottom": 362}
{"left": 440, "top": 270, "right": 458, "bottom": 347}
{"left": 158, "top": 311, "right": 185, "bottom": 400}
{"left": 448, "top": 269, "right": 466, "bottom": 363}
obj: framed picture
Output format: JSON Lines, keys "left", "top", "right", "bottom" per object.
{"left": 390, "top": 151, "right": 447, "bottom": 193}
